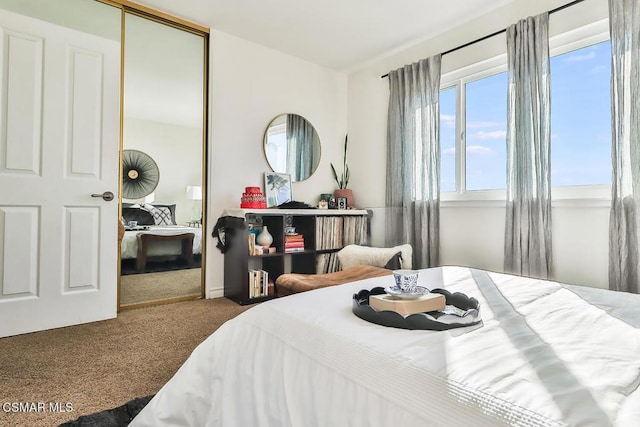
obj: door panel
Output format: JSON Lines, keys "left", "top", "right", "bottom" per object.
{"left": 0, "top": 8, "right": 120, "bottom": 337}
{"left": 65, "top": 207, "right": 100, "bottom": 291}
{"left": 67, "top": 47, "right": 103, "bottom": 177}
{"left": 0, "top": 206, "right": 39, "bottom": 297}
{"left": 1, "top": 30, "right": 43, "bottom": 175}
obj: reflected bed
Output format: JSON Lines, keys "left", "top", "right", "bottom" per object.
{"left": 130, "top": 266, "right": 640, "bottom": 426}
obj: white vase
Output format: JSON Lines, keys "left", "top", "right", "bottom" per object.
{"left": 256, "top": 226, "right": 273, "bottom": 247}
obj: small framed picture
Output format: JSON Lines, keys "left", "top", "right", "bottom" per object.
{"left": 264, "top": 172, "right": 292, "bottom": 207}
{"left": 337, "top": 197, "right": 347, "bottom": 210}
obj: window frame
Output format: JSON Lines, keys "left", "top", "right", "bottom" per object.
{"left": 438, "top": 19, "right": 611, "bottom": 203}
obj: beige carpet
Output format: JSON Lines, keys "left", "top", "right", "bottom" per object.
{"left": 120, "top": 268, "right": 202, "bottom": 306}
{"left": 0, "top": 298, "right": 251, "bottom": 427}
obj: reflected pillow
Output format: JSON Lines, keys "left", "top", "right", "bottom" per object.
{"left": 148, "top": 203, "right": 177, "bottom": 225}
{"left": 123, "top": 202, "right": 177, "bottom": 225}
{"left": 384, "top": 252, "right": 403, "bottom": 270}
{"left": 145, "top": 205, "right": 173, "bottom": 226}
{"left": 122, "top": 207, "right": 155, "bottom": 226}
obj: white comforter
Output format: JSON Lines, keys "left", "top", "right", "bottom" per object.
{"left": 120, "top": 226, "right": 202, "bottom": 259}
{"left": 131, "top": 266, "right": 640, "bottom": 426}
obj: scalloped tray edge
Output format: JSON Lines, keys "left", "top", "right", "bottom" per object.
{"left": 352, "top": 286, "right": 482, "bottom": 331}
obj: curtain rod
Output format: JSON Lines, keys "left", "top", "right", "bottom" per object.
{"left": 380, "top": 0, "right": 587, "bottom": 79}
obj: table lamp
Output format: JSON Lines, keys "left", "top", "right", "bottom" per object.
{"left": 186, "top": 185, "right": 202, "bottom": 221}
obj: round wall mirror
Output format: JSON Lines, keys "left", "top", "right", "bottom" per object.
{"left": 263, "top": 113, "right": 321, "bottom": 182}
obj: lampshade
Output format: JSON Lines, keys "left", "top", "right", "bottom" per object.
{"left": 186, "top": 185, "right": 202, "bottom": 200}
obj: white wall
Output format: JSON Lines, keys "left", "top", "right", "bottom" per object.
{"left": 206, "top": 30, "right": 348, "bottom": 297}
{"left": 123, "top": 117, "right": 203, "bottom": 225}
{"left": 348, "top": 0, "right": 611, "bottom": 289}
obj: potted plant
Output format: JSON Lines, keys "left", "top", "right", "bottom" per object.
{"left": 331, "top": 134, "right": 354, "bottom": 208}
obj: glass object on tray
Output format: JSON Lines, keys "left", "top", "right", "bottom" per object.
{"left": 384, "top": 285, "right": 430, "bottom": 300}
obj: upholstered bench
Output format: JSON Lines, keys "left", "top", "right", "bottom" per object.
{"left": 276, "top": 264, "right": 392, "bottom": 297}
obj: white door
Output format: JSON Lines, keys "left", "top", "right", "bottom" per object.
{"left": 0, "top": 10, "right": 120, "bottom": 337}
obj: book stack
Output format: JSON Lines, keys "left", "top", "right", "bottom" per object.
{"left": 284, "top": 233, "right": 305, "bottom": 253}
{"left": 369, "top": 293, "right": 446, "bottom": 316}
{"left": 248, "top": 269, "right": 273, "bottom": 298}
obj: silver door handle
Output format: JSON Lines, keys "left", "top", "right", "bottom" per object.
{"left": 91, "top": 191, "right": 115, "bottom": 201}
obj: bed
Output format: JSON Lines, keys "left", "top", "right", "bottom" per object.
{"left": 120, "top": 202, "right": 203, "bottom": 261}
{"left": 130, "top": 266, "right": 640, "bottom": 426}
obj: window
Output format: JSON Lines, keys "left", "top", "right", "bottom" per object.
{"left": 464, "top": 72, "right": 508, "bottom": 191}
{"left": 264, "top": 122, "right": 287, "bottom": 172}
{"left": 550, "top": 40, "right": 611, "bottom": 187}
{"left": 436, "top": 69, "right": 508, "bottom": 195}
{"left": 414, "top": 96, "right": 453, "bottom": 198}
{"left": 433, "top": 24, "right": 611, "bottom": 200}
{"left": 440, "top": 87, "right": 457, "bottom": 192}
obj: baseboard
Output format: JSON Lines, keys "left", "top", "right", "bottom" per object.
{"left": 207, "top": 287, "right": 224, "bottom": 299}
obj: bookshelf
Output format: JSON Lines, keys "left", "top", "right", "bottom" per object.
{"left": 222, "top": 209, "right": 370, "bottom": 305}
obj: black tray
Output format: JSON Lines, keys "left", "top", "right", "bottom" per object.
{"left": 352, "top": 287, "right": 482, "bottom": 331}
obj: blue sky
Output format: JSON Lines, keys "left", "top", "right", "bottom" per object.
{"left": 439, "top": 40, "right": 611, "bottom": 192}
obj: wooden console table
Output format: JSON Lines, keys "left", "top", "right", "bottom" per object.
{"left": 136, "top": 232, "right": 195, "bottom": 272}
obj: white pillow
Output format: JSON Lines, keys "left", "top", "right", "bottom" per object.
{"left": 337, "top": 244, "right": 413, "bottom": 270}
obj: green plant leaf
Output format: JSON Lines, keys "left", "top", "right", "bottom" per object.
{"left": 330, "top": 163, "right": 340, "bottom": 188}
{"left": 331, "top": 133, "right": 350, "bottom": 189}
{"left": 343, "top": 134, "right": 348, "bottom": 159}
{"left": 345, "top": 165, "right": 350, "bottom": 188}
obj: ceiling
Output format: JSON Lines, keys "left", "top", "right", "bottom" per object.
{"left": 135, "top": 0, "right": 518, "bottom": 72}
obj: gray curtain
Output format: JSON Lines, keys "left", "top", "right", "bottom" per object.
{"left": 286, "top": 114, "right": 314, "bottom": 181}
{"left": 504, "top": 13, "right": 552, "bottom": 279}
{"left": 385, "top": 55, "right": 441, "bottom": 269}
{"left": 608, "top": 0, "right": 640, "bottom": 293}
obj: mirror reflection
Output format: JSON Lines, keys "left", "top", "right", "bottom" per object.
{"left": 264, "top": 114, "right": 321, "bottom": 182}
{"left": 120, "top": 12, "right": 205, "bottom": 308}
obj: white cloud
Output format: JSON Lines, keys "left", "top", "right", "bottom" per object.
{"left": 467, "top": 121, "right": 504, "bottom": 129}
{"left": 590, "top": 64, "right": 607, "bottom": 74}
{"left": 440, "top": 114, "right": 456, "bottom": 128}
{"left": 443, "top": 147, "right": 456, "bottom": 155}
{"left": 466, "top": 145, "right": 495, "bottom": 156}
{"left": 562, "top": 51, "right": 596, "bottom": 63}
{"left": 470, "top": 130, "right": 507, "bottom": 140}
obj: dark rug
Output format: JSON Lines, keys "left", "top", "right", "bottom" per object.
{"left": 59, "top": 395, "right": 154, "bottom": 427}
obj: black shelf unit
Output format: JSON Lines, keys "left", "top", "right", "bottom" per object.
{"left": 223, "top": 211, "right": 369, "bottom": 305}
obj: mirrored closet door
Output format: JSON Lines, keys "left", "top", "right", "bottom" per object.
{"left": 119, "top": 8, "right": 207, "bottom": 309}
